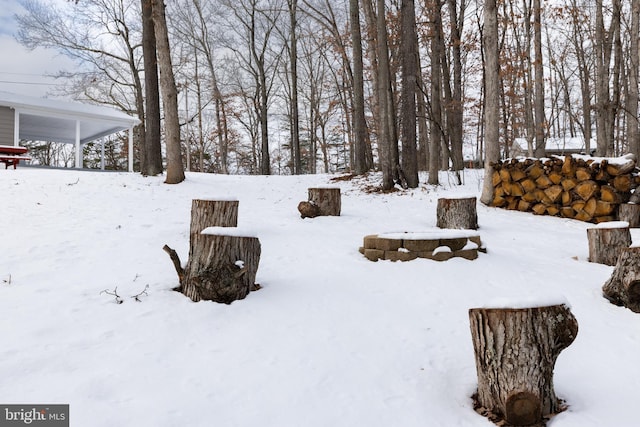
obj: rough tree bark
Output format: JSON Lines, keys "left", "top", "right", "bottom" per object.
{"left": 469, "top": 304, "right": 578, "bottom": 426}
{"left": 587, "top": 223, "right": 631, "bottom": 266}
{"left": 308, "top": 188, "right": 341, "bottom": 216}
{"left": 164, "top": 199, "right": 260, "bottom": 304}
{"left": 618, "top": 204, "right": 640, "bottom": 228}
{"left": 437, "top": 197, "right": 478, "bottom": 230}
{"left": 602, "top": 246, "right": 640, "bottom": 312}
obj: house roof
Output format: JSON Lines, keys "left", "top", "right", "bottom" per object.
{"left": 0, "top": 91, "right": 140, "bottom": 144}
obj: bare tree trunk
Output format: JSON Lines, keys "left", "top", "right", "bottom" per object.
{"left": 629, "top": 0, "right": 640, "bottom": 159}
{"left": 400, "top": 0, "right": 418, "bottom": 187}
{"left": 428, "top": 0, "right": 443, "bottom": 186}
{"left": 152, "top": 0, "right": 185, "bottom": 184}
{"left": 480, "top": 0, "right": 501, "bottom": 205}
{"left": 376, "top": 0, "right": 394, "bottom": 190}
{"left": 350, "top": 0, "right": 368, "bottom": 175}
{"left": 445, "top": 0, "right": 465, "bottom": 173}
{"left": 140, "top": 0, "right": 163, "bottom": 176}
{"left": 533, "top": 0, "right": 546, "bottom": 158}
{"left": 469, "top": 304, "right": 578, "bottom": 426}
{"left": 288, "top": 0, "right": 301, "bottom": 175}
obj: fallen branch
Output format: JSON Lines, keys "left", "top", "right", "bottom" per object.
{"left": 2, "top": 274, "right": 11, "bottom": 285}
{"left": 101, "top": 287, "right": 123, "bottom": 304}
{"left": 131, "top": 284, "right": 150, "bottom": 302}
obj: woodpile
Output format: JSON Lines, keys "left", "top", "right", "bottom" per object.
{"left": 491, "top": 154, "right": 640, "bottom": 223}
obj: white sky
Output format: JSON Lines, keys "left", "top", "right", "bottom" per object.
{"left": 0, "top": 0, "right": 75, "bottom": 98}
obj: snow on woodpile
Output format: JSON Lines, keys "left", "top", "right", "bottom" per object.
{"left": 490, "top": 154, "right": 640, "bottom": 223}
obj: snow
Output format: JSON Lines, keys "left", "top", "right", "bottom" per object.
{"left": 201, "top": 226, "right": 259, "bottom": 237}
{"left": 591, "top": 221, "right": 629, "bottom": 229}
{"left": 380, "top": 229, "right": 479, "bottom": 240}
{"left": 1, "top": 167, "right": 638, "bottom": 427}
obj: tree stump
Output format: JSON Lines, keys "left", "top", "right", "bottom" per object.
{"left": 618, "top": 203, "right": 640, "bottom": 228}
{"left": 437, "top": 197, "right": 478, "bottom": 230}
{"left": 308, "top": 187, "right": 341, "bottom": 216}
{"left": 602, "top": 247, "right": 640, "bottom": 312}
{"left": 298, "top": 201, "right": 321, "bottom": 219}
{"left": 469, "top": 304, "right": 578, "bottom": 426}
{"left": 164, "top": 199, "right": 261, "bottom": 304}
{"left": 587, "top": 222, "right": 631, "bottom": 266}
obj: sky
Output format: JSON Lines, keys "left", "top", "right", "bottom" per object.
{"left": 0, "top": 0, "right": 74, "bottom": 98}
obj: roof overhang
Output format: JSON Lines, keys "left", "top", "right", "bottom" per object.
{"left": 0, "top": 91, "right": 140, "bottom": 144}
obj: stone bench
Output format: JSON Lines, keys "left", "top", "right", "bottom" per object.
{"left": 359, "top": 229, "right": 485, "bottom": 262}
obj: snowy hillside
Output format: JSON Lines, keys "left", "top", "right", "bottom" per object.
{"left": 1, "top": 167, "right": 638, "bottom": 426}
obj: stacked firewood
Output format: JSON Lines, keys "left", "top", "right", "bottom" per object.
{"left": 491, "top": 154, "right": 640, "bottom": 223}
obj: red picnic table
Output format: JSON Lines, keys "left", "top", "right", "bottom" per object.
{"left": 0, "top": 145, "right": 31, "bottom": 169}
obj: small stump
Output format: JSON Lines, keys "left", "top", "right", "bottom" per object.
{"left": 587, "top": 221, "right": 631, "bottom": 266}
{"left": 437, "top": 197, "right": 478, "bottom": 230}
{"left": 469, "top": 304, "right": 578, "bottom": 426}
{"left": 359, "top": 230, "right": 484, "bottom": 262}
{"left": 618, "top": 203, "right": 640, "bottom": 228}
{"left": 306, "top": 187, "right": 341, "bottom": 216}
{"left": 602, "top": 246, "right": 640, "bottom": 312}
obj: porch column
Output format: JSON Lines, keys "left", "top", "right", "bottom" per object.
{"left": 100, "top": 139, "right": 105, "bottom": 170}
{"left": 75, "top": 120, "right": 81, "bottom": 168}
{"left": 13, "top": 110, "right": 19, "bottom": 146}
{"left": 128, "top": 127, "right": 133, "bottom": 172}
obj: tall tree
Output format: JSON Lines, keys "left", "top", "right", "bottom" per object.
{"left": 152, "top": 0, "right": 185, "bottom": 183}
{"left": 400, "top": 0, "right": 419, "bottom": 188}
{"left": 140, "top": 0, "right": 163, "bottom": 176}
{"left": 533, "top": 0, "right": 546, "bottom": 157}
{"left": 288, "top": 0, "right": 302, "bottom": 174}
{"left": 350, "top": 0, "right": 368, "bottom": 175}
{"left": 480, "top": 0, "right": 501, "bottom": 205}
{"left": 629, "top": 0, "right": 640, "bottom": 158}
{"left": 376, "top": 0, "right": 395, "bottom": 190}
{"left": 428, "top": 0, "right": 443, "bottom": 186}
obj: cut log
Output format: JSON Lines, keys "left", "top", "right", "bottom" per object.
{"left": 510, "top": 168, "right": 527, "bottom": 182}
{"left": 561, "top": 191, "right": 572, "bottom": 206}
{"left": 561, "top": 177, "right": 577, "bottom": 192}
{"left": 521, "top": 178, "right": 537, "bottom": 193}
{"left": 600, "top": 185, "right": 622, "bottom": 204}
{"left": 602, "top": 247, "right": 640, "bottom": 312}
{"left": 437, "top": 197, "right": 478, "bottom": 230}
{"left": 546, "top": 204, "right": 560, "bottom": 216}
{"left": 517, "top": 200, "right": 531, "bottom": 212}
{"left": 573, "top": 180, "right": 599, "bottom": 201}
{"left": 499, "top": 168, "right": 512, "bottom": 183}
{"left": 587, "top": 224, "right": 631, "bottom": 266}
{"left": 605, "top": 154, "right": 636, "bottom": 176}
{"left": 543, "top": 185, "right": 563, "bottom": 204}
{"left": 575, "top": 167, "right": 593, "bottom": 181}
{"left": 532, "top": 203, "right": 547, "bottom": 215}
{"left": 298, "top": 201, "right": 321, "bottom": 218}
{"left": 612, "top": 174, "right": 632, "bottom": 192}
{"left": 583, "top": 197, "right": 597, "bottom": 217}
{"left": 492, "top": 170, "right": 502, "bottom": 187}
{"left": 594, "top": 200, "right": 616, "bottom": 217}
{"left": 525, "top": 162, "right": 545, "bottom": 179}
{"left": 560, "top": 207, "right": 575, "bottom": 218}
{"left": 535, "top": 174, "right": 553, "bottom": 189}
{"left": 469, "top": 304, "right": 578, "bottom": 426}
{"left": 561, "top": 155, "right": 576, "bottom": 177}
{"left": 308, "top": 187, "right": 341, "bottom": 216}
{"left": 548, "top": 170, "right": 563, "bottom": 185}
{"left": 618, "top": 203, "right": 640, "bottom": 227}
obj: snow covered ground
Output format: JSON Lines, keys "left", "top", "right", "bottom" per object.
{"left": 1, "top": 167, "right": 638, "bottom": 426}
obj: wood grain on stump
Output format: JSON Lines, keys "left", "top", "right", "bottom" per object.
{"left": 469, "top": 304, "right": 578, "bottom": 426}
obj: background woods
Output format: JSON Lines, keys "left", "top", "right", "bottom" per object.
{"left": 14, "top": 0, "right": 640, "bottom": 180}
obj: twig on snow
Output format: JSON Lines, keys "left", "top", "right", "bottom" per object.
{"left": 131, "top": 284, "right": 150, "bottom": 302}
{"left": 101, "top": 287, "right": 123, "bottom": 304}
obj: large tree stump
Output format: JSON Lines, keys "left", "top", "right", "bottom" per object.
{"left": 308, "top": 187, "right": 341, "bottom": 216}
{"left": 469, "top": 304, "right": 578, "bottom": 426}
{"left": 618, "top": 203, "right": 640, "bottom": 228}
{"left": 164, "top": 199, "right": 261, "bottom": 304}
{"left": 587, "top": 222, "right": 631, "bottom": 266}
{"left": 602, "top": 247, "right": 640, "bottom": 312}
{"left": 437, "top": 197, "right": 478, "bottom": 230}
